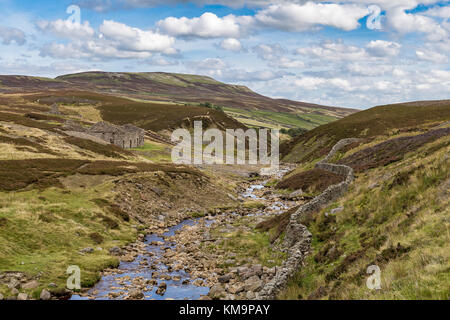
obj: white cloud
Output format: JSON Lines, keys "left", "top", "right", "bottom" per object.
{"left": 192, "top": 58, "right": 227, "bottom": 70}
{"left": 0, "top": 60, "right": 92, "bottom": 77}
{"left": 220, "top": 38, "right": 242, "bottom": 51}
{"left": 294, "top": 77, "right": 326, "bottom": 90}
{"left": 78, "top": 0, "right": 279, "bottom": 11}
{"left": 0, "top": 26, "right": 26, "bottom": 45}
{"left": 157, "top": 12, "right": 252, "bottom": 38}
{"left": 100, "top": 20, "right": 174, "bottom": 52}
{"left": 252, "top": 43, "right": 304, "bottom": 68}
{"left": 37, "top": 19, "right": 95, "bottom": 39}
{"left": 253, "top": 43, "right": 285, "bottom": 60}
{"left": 386, "top": 7, "right": 448, "bottom": 41}
{"left": 295, "top": 40, "right": 368, "bottom": 61}
{"left": 423, "top": 6, "right": 450, "bottom": 18}
{"left": 221, "top": 69, "right": 289, "bottom": 82}
{"left": 255, "top": 2, "right": 369, "bottom": 32}
{"left": 38, "top": 19, "right": 175, "bottom": 60}
{"left": 344, "top": 63, "right": 392, "bottom": 76}
{"left": 146, "top": 57, "right": 179, "bottom": 66}
{"left": 416, "top": 49, "right": 448, "bottom": 63}
{"left": 270, "top": 57, "right": 304, "bottom": 69}
{"left": 366, "top": 40, "right": 401, "bottom": 57}
{"left": 40, "top": 41, "right": 154, "bottom": 60}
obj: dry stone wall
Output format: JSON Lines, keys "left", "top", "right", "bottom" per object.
{"left": 257, "top": 138, "right": 359, "bottom": 300}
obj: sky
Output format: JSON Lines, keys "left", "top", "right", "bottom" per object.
{"left": 0, "top": 0, "right": 449, "bottom": 109}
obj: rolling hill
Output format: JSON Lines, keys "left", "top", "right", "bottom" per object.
{"left": 0, "top": 72, "right": 357, "bottom": 130}
{"left": 258, "top": 100, "right": 450, "bottom": 300}
{"left": 281, "top": 100, "right": 450, "bottom": 163}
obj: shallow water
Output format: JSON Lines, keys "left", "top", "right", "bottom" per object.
{"left": 71, "top": 219, "right": 211, "bottom": 300}
{"left": 242, "top": 184, "right": 265, "bottom": 199}
{"left": 71, "top": 178, "right": 278, "bottom": 300}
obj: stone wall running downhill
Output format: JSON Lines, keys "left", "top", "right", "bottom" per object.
{"left": 257, "top": 138, "right": 360, "bottom": 300}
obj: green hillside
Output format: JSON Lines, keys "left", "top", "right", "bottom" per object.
{"left": 282, "top": 100, "right": 450, "bottom": 163}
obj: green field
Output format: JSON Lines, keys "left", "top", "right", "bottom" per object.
{"left": 223, "top": 106, "right": 338, "bottom": 130}
{"left": 130, "top": 142, "right": 172, "bottom": 162}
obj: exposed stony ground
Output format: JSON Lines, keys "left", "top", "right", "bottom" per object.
{"left": 71, "top": 166, "right": 308, "bottom": 300}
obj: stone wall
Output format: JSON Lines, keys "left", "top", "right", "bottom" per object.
{"left": 257, "top": 138, "right": 358, "bottom": 300}
{"left": 89, "top": 131, "right": 144, "bottom": 149}
{"left": 63, "top": 120, "right": 146, "bottom": 149}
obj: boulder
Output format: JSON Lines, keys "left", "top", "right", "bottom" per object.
{"left": 218, "top": 274, "right": 232, "bottom": 284}
{"left": 129, "top": 289, "right": 144, "bottom": 300}
{"left": 7, "top": 279, "right": 21, "bottom": 290}
{"left": 208, "top": 284, "right": 226, "bottom": 299}
{"left": 109, "top": 246, "right": 123, "bottom": 256}
{"left": 17, "top": 293, "right": 28, "bottom": 300}
{"left": 289, "top": 189, "right": 303, "bottom": 199}
{"left": 22, "top": 280, "right": 40, "bottom": 290}
{"left": 40, "top": 289, "right": 51, "bottom": 300}
{"left": 49, "top": 288, "right": 72, "bottom": 300}
{"left": 80, "top": 247, "right": 94, "bottom": 254}
{"left": 246, "top": 291, "right": 256, "bottom": 300}
{"left": 0, "top": 293, "right": 4, "bottom": 300}
{"left": 252, "top": 265, "right": 263, "bottom": 277}
{"left": 244, "top": 276, "right": 263, "bottom": 292}
{"left": 330, "top": 206, "right": 344, "bottom": 215}
{"left": 228, "top": 284, "right": 245, "bottom": 294}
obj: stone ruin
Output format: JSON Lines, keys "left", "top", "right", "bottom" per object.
{"left": 63, "top": 120, "right": 145, "bottom": 149}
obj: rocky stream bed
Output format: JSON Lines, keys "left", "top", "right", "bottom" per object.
{"left": 70, "top": 167, "right": 300, "bottom": 300}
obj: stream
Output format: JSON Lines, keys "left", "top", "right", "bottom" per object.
{"left": 71, "top": 182, "right": 272, "bottom": 300}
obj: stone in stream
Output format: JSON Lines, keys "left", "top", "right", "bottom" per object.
{"left": 193, "top": 279, "right": 204, "bottom": 287}
{"left": 172, "top": 276, "right": 181, "bottom": 282}
{"left": 109, "top": 292, "right": 121, "bottom": 299}
{"left": 121, "top": 255, "right": 135, "bottom": 262}
{"left": 129, "top": 289, "right": 144, "bottom": 300}
{"left": 156, "top": 282, "right": 167, "bottom": 296}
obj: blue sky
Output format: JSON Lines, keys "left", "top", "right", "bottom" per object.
{"left": 0, "top": 0, "right": 449, "bottom": 109}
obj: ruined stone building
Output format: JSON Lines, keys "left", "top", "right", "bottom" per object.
{"left": 64, "top": 120, "right": 146, "bottom": 149}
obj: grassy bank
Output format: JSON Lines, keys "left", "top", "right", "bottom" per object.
{"left": 278, "top": 135, "right": 449, "bottom": 300}
{"left": 0, "top": 181, "right": 139, "bottom": 299}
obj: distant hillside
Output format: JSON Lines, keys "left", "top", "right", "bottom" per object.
{"left": 0, "top": 72, "right": 356, "bottom": 131}
{"left": 282, "top": 100, "right": 450, "bottom": 163}
{"left": 10, "top": 90, "right": 244, "bottom": 133}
